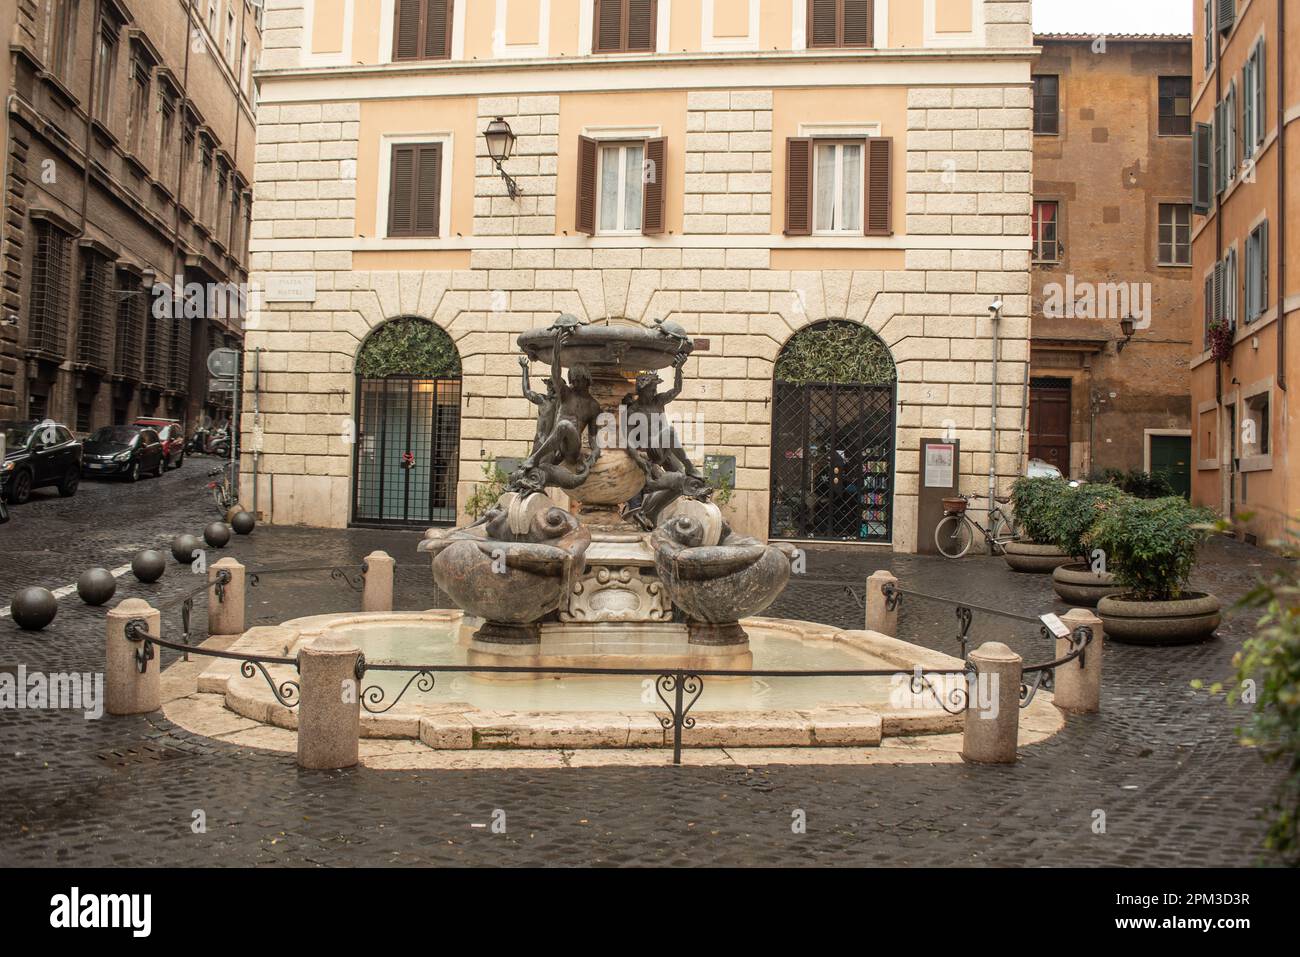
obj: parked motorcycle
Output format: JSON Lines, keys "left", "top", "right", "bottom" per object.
{"left": 187, "top": 426, "right": 231, "bottom": 457}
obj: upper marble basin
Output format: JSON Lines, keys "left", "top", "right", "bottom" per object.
{"left": 517, "top": 323, "right": 692, "bottom": 374}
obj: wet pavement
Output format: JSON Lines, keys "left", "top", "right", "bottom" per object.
{"left": 0, "top": 461, "right": 1291, "bottom": 866}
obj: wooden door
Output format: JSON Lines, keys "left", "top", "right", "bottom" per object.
{"left": 1029, "top": 380, "right": 1071, "bottom": 474}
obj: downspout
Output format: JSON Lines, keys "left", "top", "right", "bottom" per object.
{"left": 988, "top": 302, "right": 1001, "bottom": 540}
{"left": 1277, "top": 0, "right": 1287, "bottom": 393}
{"left": 171, "top": 1, "right": 195, "bottom": 391}
{"left": 80, "top": 0, "right": 102, "bottom": 234}
{"left": 252, "top": 346, "right": 260, "bottom": 518}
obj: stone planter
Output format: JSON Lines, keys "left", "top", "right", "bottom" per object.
{"left": 1003, "top": 541, "right": 1072, "bottom": 574}
{"left": 1051, "top": 563, "right": 1124, "bottom": 607}
{"left": 1096, "top": 592, "right": 1222, "bottom": 646}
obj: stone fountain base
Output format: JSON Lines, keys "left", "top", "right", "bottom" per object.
{"left": 467, "top": 620, "right": 754, "bottom": 677}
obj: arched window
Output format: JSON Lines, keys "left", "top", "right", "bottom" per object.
{"left": 353, "top": 318, "right": 462, "bottom": 526}
{"left": 769, "top": 321, "right": 896, "bottom": 542}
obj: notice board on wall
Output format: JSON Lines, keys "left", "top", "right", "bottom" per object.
{"left": 917, "top": 437, "right": 960, "bottom": 556}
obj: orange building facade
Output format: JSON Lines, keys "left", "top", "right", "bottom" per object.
{"left": 1189, "top": 0, "right": 1298, "bottom": 546}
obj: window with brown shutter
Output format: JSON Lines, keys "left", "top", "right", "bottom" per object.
{"left": 784, "top": 138, "right": 813, "bottom": 236}
{"left": 387, "top": 142, "right": 443, "bottom": 237}
{"left": 642, "top": 137, "right": 667, "bottom": 235}
{"left": 865, "top": 136, "right": 892, "bottom": 236}
{"left": 786, "top": 136, "right": 891, "bottom": 236}
{"left": 576, "top": 136, "right": 668, "bottom": 236}
{"left": 393, "top": 0, "right": 453, "bottom": 62}
{"left": 576, "top": 135, "right": 598, "bottom": 234}
{"left": 593, "top": 0, "right": 658, "bottom": 53}
{"left": 807, "top": 0, "right": 874, "bottom": 49}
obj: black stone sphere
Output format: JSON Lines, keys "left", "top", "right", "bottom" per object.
{"left": 203, "top": 522, "right": 232, "bottom": 548}
{"left": 131, "top": 549, "right": 167, "bottom": 583}
{"left": 171, "top": 533, "right": 202, "bottom": 565}
{"left": 76, "top": 567, "right": 118, "bottom": 606}
{"left": 231, "top": 511, "right": 255, "bottom": 535}
{"left": 10, "top": 586, "right": 57, "bottom": 630}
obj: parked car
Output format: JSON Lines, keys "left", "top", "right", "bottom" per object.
{"left": 0, "top": 419, "right": 83, "bottom": 504}
{"left": 81, "top": 425, "right": 166, "bottom": 482}
{"left": 133, "top": 418, "right": 186, "bottom": 469}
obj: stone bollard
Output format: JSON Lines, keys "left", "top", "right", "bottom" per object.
{"left": 865, "top": 569, "right": 899, "bottom": 636}
{"left": 106, "top": 598, "right": 161, "bottom": 715}
{"left": 208, "top": 557, "right": 246, "bottom": 637}
{"left": 962, "top": 641, "right": 1023, "bottom": 764}
{"left": 1056, "top": 608, "right": 1104, "bottom": 714}
{"left": 362, "top": 550, "right": 395, "bottom": 613}
{"left": 297, "top": 632, "right": 362, "bottom": 770}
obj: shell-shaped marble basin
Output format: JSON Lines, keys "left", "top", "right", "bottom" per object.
{"left": 432, "top": 539, "right": 571, "bottom": 625}
{"left": 656, "top": 541, "right": 794, "bottom": 624}
{"left": 518, "top": 323, "right": 691, "bottom": 375}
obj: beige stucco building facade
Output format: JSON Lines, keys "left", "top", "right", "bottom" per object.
{"left": 242, "top": 0, "right": 1037, "bottom": 552}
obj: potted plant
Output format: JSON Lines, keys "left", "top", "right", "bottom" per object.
{"left": 1086, "top": 496, "right": 1221, "bottom": 645}
{"left": 1002, "top": 477, "right": 1073, "bottom": 573}
{"left": 1048, "top": 483, "right": 1127, "bottom": 605}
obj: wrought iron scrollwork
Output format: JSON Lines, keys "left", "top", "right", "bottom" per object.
{"left": 180, "top": 597, "right": 193, "bottom": 662}
{"left": 361, "top": 670, "right": 436, "bottom": 714}
{"left": 331, "top": 566, "right": 366, "bottom": 592}
{"left": 656, "top": 672, "right": 704, "bottom": 764}
{"left": 240, "top": 659, "right": 300, "bottom": 708}
{"left": 248, "top": 572, "right": 262, "bottom": 588}
{"left": 955, "top": 605, "right": 973, "bottom": 658}
{"left": 1020, "top": 668, "right": 1054, "bottom": 708}
{"left": 908, "top": 664, "right": 971, "bottom": 715}
{"left": 213, "top": 568, "right": 232, "bottom": 604}
{"left": 125, "top": 618, "right": 155, "bottom": 673}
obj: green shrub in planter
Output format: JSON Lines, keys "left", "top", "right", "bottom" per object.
{"left": 1084, "top": 496, "right": 1215, "bottom": 601}
{"left": 1010, "top": 476, "right": 1070, "bottom": 545}
{"left": 1047, "top": 482, "right": 1126, "bottom": 560}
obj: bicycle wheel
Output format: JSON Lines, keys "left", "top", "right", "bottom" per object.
{"left": 934, "top": 514, "right": 974, "bottom": 559}
{"left": 988, "top": 513, "right": 1021, "bottom": 555}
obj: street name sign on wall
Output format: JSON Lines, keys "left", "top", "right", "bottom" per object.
{"left": 264, "top": 273, "right": 317, "bottom": 302}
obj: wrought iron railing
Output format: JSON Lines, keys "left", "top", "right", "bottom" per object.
{"left": 122, "top": 619, "right": 976, "bottom": 765}
{"left": 881, "top": 582, "right": 1056, "bottom": 658}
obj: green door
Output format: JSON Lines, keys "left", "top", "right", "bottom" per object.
{"left": 1150, "top": 435, "right": 1192, "bottom": 499}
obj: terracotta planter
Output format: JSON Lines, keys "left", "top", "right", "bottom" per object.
{"left": 1096, "top": 592, "right": 1222, "bottom": 646}
{"left": 1003, "top": 541, "right": 1071, "bottom": 574}
{"left": 1051, "top": 563, "right": 1124, "bottom": 607}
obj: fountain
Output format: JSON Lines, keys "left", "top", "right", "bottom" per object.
{"left": 179, "top": 316, "right": 1040, "bottom": 756}
{"left": 419, "top": 317, "right": 797, "bottom": 672}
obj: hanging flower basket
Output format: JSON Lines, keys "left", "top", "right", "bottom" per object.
{"left": 1206, "top": 320, "right": 1233, "bottom": 365}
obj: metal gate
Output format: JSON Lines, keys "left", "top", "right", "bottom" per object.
{"left": 768, "top": 381, "right": 896, "bottom": 542}
{"left": 352, "top": 376, "right": 461, "bottom": 527}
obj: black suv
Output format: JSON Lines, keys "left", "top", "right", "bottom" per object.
{"left": 1, "top": 420, "right": 83, "bottom": 504}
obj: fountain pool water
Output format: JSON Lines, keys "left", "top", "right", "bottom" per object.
{"left": 334, "top": 619, "right": 900, "bottom": 711}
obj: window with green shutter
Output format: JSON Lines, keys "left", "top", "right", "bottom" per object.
{"left": 1193, "top": 122, "right": 1212, "bottom": 214}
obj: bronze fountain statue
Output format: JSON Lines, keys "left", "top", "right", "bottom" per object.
{"left": 421, "top": 316, "right": 796, "bottom": 670}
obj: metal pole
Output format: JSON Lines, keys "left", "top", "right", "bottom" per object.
{"left": 987, "top": 303, "right": 1001, "bottom": 551}
{"left": 229, "top": 351, "right": 240, "bottom": 500}
{"left": 252, "top": 347, "right": 261, "bottom": 518}
{"left": 672, "top": 670, "right": 684, "bottom": 766}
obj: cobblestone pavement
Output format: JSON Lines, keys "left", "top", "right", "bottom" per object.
{"left": 0, "top": 463, "right": 1291, "bottom": 866}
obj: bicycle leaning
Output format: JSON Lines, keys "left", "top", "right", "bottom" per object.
{"left": 933, "top": 492, "right": 1021, "bottom": 559}
{"left": 207, "top": 466, "right": 237, "bottom": 515}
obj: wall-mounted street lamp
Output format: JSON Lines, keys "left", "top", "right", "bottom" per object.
{"left": 1116, "top": 317, "right": 1136, "bottom": 353}
{"left": 484, "top": 116, "right": 523, "bottom": 200}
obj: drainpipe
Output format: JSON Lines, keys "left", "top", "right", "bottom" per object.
{"left": 988, "top": 300, "right": 1002, "bottom": 530}
{"left": 252, "top": 346, "right": 261, "bottom": 517}
{"left": 1277, "top": 0, "right": 1287, "bottom": 393}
